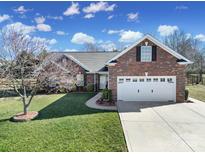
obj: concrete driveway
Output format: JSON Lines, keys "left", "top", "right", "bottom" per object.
{"left": 118, "top": 98, "right": 205, "bottom": 152}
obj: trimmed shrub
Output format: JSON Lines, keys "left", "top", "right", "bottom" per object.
{"left": 102, "top": 88, "right": 112, "bottom": 101}
{"left": 185, "top": 89, "right": 189, "bottom": 100}
{"left": 86, "top": 84, "right": 94, "bottom": 92}
{"left": 102, "top": 88, "right": 108, "bottom": 99}
{"left": 107, "top": 89, "right": 112, "bottom": 101}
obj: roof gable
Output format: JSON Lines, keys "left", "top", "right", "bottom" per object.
{"left": 107, "top": 34, "right": 193, "bottom": 65}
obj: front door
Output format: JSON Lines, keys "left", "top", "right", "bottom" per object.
{"left": 100, "top": 75, "right": 107, "bottom": 89}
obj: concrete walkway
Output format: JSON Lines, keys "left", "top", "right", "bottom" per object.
{"left": 118, "top": 99, "right": 205, "bottom": 152}
{"left": 85, "top": 92, "right": 117, "bottom": 111}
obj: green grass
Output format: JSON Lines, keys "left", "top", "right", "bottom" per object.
{"left": 0, "top": 93, "right": 127, "bottom": 152}
{"left": 186, "top": 84, "right": 205, "bottom": 102}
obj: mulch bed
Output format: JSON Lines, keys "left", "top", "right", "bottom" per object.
{"left": 11, "top": 111, "right": 39, "bottom": 122}
{"left": 96, "top": 99, "right": 115, "bottom": 106}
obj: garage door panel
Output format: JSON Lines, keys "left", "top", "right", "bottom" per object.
{"left": 117, "top": 76, "right": 176, "bottom": 102}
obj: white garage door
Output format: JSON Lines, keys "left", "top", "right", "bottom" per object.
{"left": 117, "top": 76, "right": 176, "bottom": 102}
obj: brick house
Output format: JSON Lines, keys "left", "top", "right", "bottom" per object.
{"left": 43, "top": 34, "right": 192, "bottom": 102}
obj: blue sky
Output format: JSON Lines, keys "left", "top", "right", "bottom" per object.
{"left": 0, "top": 1, "right": 205, "bottom": 51}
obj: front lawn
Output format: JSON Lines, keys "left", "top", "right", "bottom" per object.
{"left": 186, "top": 84, "right": 205, "bottom": 102}
{"left": 0, "top": 93, "right": 127, "bottom": 152}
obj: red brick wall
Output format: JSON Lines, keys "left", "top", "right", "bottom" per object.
{"left": 86, "top": 74, "right": 94, "bottom": 85}
{"left": 42, "top": 55, "right": 85, "bottom": 89}
{"left": 108, "top": 39, "right": 186, "bottom": 102}
{"left": 86, "top": 74, "right": 99, "bottom": 90}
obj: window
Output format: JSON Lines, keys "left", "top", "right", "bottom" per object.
{"left": 146, "top": 78, "right": 151, "bottom": 82}
{"left": 160, "top": 78, "right": 165, "bottom": 82}
{"left": 119, "top": 78, "right": 124, "bottom": 83}
{"left": 126, "top": 78, "right": 131, "bottom": 82}
{"left": 139, "top": 78, "right": 144, "bottom": 82}
{"left": 167, "top": 78, "right": 173, "bottom": 83}
{"left": 133, "top": 78, "right": 138, "bottom": 82}
{"left": 153, "top": 78, "right": 158, "bottom": 82}
{"left": 76, "top": 73, "right": 84, "bottom": 86}
{"left": 141, "top": 46, "right": 152, "bottom": 62}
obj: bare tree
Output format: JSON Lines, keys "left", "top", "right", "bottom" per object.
{"left": 83, "top": 43, "right": 100, "bottom": 52}
{"left": 198, "top": 48, "right": 205, "bottom": 82}
{"left": 164, "top": 31, "right": 196, "bottom": 59}
{"left": 163, "top": 30, "right": 205, "bottom": 80}
{"left": 0, "top": 25, "right": 48, "bottom": 115}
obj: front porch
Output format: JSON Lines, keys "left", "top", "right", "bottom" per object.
{"left": 86, "top": 72, "right": 109, "bottom": 91}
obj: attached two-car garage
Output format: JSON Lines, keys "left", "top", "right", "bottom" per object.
{"left": 117, "top": 76, "right": 176, "bottom": 102}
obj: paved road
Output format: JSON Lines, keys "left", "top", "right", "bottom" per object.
{"left": 118, "top": 99, "right": 205, "bottom": 152}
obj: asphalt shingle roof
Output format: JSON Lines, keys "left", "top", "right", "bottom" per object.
{"left": 47, "top": 52, "right": 119, "bottom": 72}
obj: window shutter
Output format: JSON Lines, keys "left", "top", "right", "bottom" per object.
{"left": 136, "top": 46, "right": 141, "bottom": 61}
{"left": 152, "top": 46, "right": 157, "bottom": 61}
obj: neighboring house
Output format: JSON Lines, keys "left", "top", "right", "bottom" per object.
{"left": 43, "top": 34, "right": 192, "bottom": 102}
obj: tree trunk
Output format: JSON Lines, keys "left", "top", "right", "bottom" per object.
{"left": 22, "top": 97, "right": 28, "bottom": 115}
{"left": 199, "top": 70, "right": 203, "bottom": 83}
{"left": 23, "top": 105, "right": 28, "bottom": 115}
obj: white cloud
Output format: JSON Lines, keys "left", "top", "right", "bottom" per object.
{"left": 47, "top": 16, "right": 63, "bottom": 20}
{"left": 34, "top": 17, "right": 52, "bottom": 32}
{"left": 84, "top": 13, "right": 95, "bottom": 19}
{"left": 99, "top": 41, "right": 116, "bottom": 51}
{"left": 35, "top": 16, "right": 45, "bottom": 24}
{"left": 71, "top": 32, "right": 95, "bottom": 44}
{"left": 119, "top": 30, "right": 143, "bottom": 43}
{"left": 56, "top": 31, "right": 67, "bottom": 35}
{"left": 32, "top": 37, "right": 57, "bottom": 46}
{"left": 83, "top": 2, "right": 116, "bottom": 14}
{"left": 63, "top": 2, "right": 80, "bottom": 16}
{"left": 0, "top": 14, "right": 11, "bottom": 23}
{"left": 36, "top": 23, "right": 52, "bottom": 32}
{"left": 194, "top": 34, "right": 205, "bottom": 42}
{"left": 13, "top": 6, "right": 31, "bottom": 14}
{"left": 176, "top": 5, "right": 189, "bottom": 10}
{"left": 32, "top": 37, "right": 47, "bottom": 43}
{"left": 108, "top": 29, "right": 124, "bottom": 34}
{"left": 157, "top": 25, "right": 179, "bottom": 36}
{"left": 4, "top": 22, "right": 35, "bottom": 34}
{"left": 3, "top": 23, "right": 56, "bottom": 49}
{"left": 65, "top": 48, "right": 78, "bottom": 52}
{"left": 186, "top": 33, "right": 192, "bottom": 39}
{"left": 108, "top": 15, "right": 114, "bottom": 20}
{"left": 49, "top": 39, "right": 57, "bottom": 45}
{"left": 107, "top": 29, "right": 143, "bottom": 43}
{"left": 127, "top": 12, "right": 139, "bottom": 22}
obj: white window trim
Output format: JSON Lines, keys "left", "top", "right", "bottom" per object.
{"left": 141, "top": 46, "right": 152, "bottom": 62}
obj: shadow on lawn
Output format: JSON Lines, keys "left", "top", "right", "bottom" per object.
{"left": 0, "top": 118, "right": 10, "bottom": 122}
{"left": 36, "top": 93, "right": 108, "bottom": 120}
